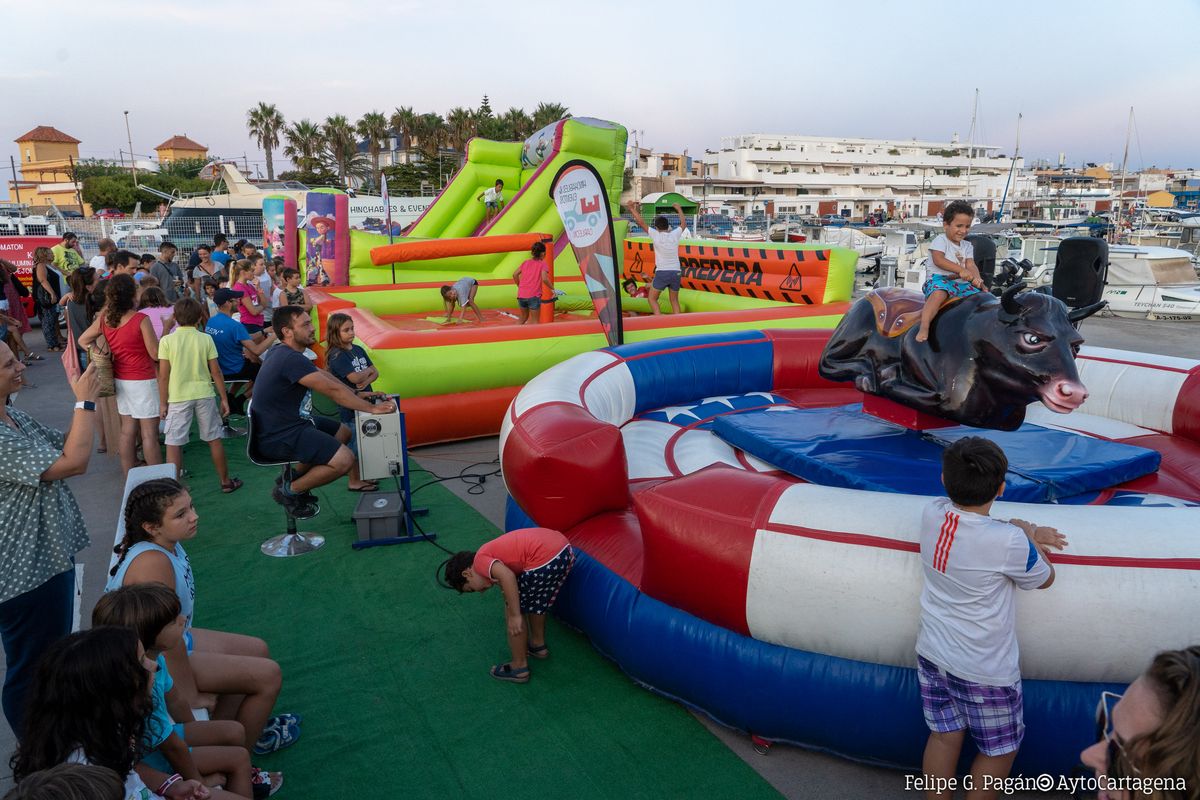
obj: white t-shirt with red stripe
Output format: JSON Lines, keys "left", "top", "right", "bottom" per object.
{"left": 916, "top": 497, "right": 1051, "bottom": 686}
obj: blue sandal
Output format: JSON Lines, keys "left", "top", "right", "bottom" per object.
{"left": 490, "top": 663, "right": 530, "bottom": 683}
{"left": 527, "top": 643, "right": 549, "bottom": 659}
{"left": 253, "top": 719, "right": 300, "bottom": 755}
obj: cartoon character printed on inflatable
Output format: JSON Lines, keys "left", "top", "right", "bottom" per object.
{"left": 818, "top": 283, "right": 1106, "bottom": 430}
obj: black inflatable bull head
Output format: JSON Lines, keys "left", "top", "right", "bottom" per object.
{"left": 818, "top": 283, "right": 1106, "bottom": 431}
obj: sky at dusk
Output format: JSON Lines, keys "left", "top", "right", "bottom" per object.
{"left": 2, "top": 0, "right": 1198, "bottom": 196}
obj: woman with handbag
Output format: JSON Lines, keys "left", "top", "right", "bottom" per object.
{"left": 32, "top": 247, "right": 64, "bottom": 352}
{"left": 78, "top": 274, "right": 161, "bottom": 474}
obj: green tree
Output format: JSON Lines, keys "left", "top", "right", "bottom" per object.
{"left": 246, "top": 102, "right": 286, "bottom": 181}
{"left": 413, "top": 113, "right": 446, "bottom": 161}
{"left": 445, "top": 107, "right": 476, "bottom": 162}
{"left": 71, "top": 159, "right": 128, "bottom": 180}
{"left": 381, "top": 160, "right": 446, "bottom": 195}
{"left": 356, "top": 110, "right": 390, "bottom": 191}
{"left": 157, "top": 157, "right": 208, "bottom": 179}
{"left": 478, "top": 94, "right": 494, "bottom": 119}
{"left": 283, "top": 119, "right": 325, "bottom": 174}
{"left": 322, "top": 115, "right": 357, "bottom": 186}
{"left": 501, "top": 107, "right": 533, "bottom": 141}
{"left": 389, "top": 105, "right": 417, "bottom": 153}
{"left": 532, "top": 102, "right": 570, "bottom": 129}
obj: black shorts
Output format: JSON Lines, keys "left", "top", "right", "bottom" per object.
{"left": 260, "top": 415, "right": 343, "bottom": 466}
{"left": 243, "top": 323, "right": 265, "bottom": 335}
{"left": 222, "top": 361, "right": 260, "bottom": 384}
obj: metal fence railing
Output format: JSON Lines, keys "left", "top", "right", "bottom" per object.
{"left": 35, "top": 215, "right": 266, "bottom": 264}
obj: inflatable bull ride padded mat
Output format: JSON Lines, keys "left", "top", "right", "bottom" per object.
{"left": 711, "top": 404, "right": 1162, "bottom": 503}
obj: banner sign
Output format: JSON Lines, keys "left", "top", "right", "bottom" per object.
{"left": 0, "top": 236, "right": 60, "bottom": 287}
{"left": 550, "top": 160, "right": 623, "bottom": 347}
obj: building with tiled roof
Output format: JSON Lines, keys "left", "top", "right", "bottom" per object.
{"left": 9, "top": 125, "right": 88, "bottom": 214}
{"left": 154, "top": 135, "right": 208, "bottom": 163}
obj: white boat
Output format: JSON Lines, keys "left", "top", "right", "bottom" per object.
{"left": 822, "top": 226, "right": 883, "bottom": 257}
{"left": 1103, "top": 245, "right": 1200, "bottom": 321}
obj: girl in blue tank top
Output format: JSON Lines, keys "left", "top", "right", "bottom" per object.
{"left": 107, "top": 478, "right": 301, "bottom": 757}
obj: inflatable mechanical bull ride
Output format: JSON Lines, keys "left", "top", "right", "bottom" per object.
{"left": 500, "top": 283, "right": 1200, "bottom": 774}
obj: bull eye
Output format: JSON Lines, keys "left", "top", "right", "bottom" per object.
{"left": 1022, "top": 333, "right": 1042, "bottom": 346}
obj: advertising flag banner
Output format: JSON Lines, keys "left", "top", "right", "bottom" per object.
{"left": 550, "top": 160, "right": 623, "bottom": 346}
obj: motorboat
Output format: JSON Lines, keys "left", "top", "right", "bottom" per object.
{"left": 1103, "top": 244, "right": 1200, "bottom": 321}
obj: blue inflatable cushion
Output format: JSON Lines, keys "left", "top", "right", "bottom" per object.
{"left": 711, "top": 404, "right": 1162, "bottom": 503}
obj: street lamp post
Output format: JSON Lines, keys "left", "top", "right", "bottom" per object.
{"left": 920, "top": 176, "right": 933, "bottom": 220}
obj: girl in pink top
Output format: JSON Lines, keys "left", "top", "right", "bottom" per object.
{"left": 229, "top": 261, "right": 265, "bottom": 337}
{"left": 78, "top": 273, "right": 162, "bottom": 474}
{"left": 444, "top": 527, "right": 574, "bottom": 683}
{"left": 512, "top": 241, "right": 552, "bottom": 325}
{"left": 136, "top": 285, "right": 175, "bottom": 338}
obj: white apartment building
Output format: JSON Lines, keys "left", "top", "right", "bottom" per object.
{"left": 681, "top": 133, "right": 1026, "bottom": 220}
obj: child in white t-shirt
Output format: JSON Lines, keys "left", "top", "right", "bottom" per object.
{"left": 478, "top": 179, "right": 505, "bottom": 223}
{"left": 623, "top": 200, "right": 688, "bottom": 315}
{"left": 917, "top": 436, "right": 1066, "bottom": 793}
{"left": 915, "top": 200, "right": 985, "bottom": 343}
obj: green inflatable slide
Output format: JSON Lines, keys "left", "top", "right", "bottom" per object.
{"left": 343, "top": 117, "right": 628, "bottom": 285}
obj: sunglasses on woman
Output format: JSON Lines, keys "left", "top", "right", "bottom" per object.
{"left": 1096, "top": 690, "right": 1141, "bottom": 781}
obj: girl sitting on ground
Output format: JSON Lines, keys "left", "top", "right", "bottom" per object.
{"left": 94, "top": 583, "right": 281, "bottom": 799}
{"left": 137, "top": 285, "right": 175, "bottom": 340}
{"left": 107, "top": 478, "right": 300, "bottom": 757}
{"left": 10, "top": 626, "right": 209, "bottom": 800}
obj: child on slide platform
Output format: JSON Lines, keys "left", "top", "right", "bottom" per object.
{"left": 443, "top": 528, "right": 575, "bottom": 683}
{"left": 915, "top": 200, "right": 985, "bottom": 343}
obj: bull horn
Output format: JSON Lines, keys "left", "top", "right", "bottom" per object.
{"left": 1068, "top": 300, "right": 1107, "bottom": 323}
{"left": 1000, "top": 281, "right": 1027, "bottom": 315}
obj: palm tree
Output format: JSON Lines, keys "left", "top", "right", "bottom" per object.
{"left": 445, "top": 107, "right": 475, "bottom": 163}
{"left": 532, "top": 102, "right": 570, "bottom": 129}
{"left": 389, "top": 105, "right": 418, "bottom": 154}
{"left": 502, "top": 107, "right": 534, "bottom": 140}
{"left": 283, "top": 119, "right": 324, "bottom": 174}
{"left": 322, "top": 115, "right": 357, "bottom": 186}
{"left": 246, "top": 102, "right": 286, "bottom": 181}
{"left": 413, "top": 113, "right": 446, "bottom": 162}
{"left": 356, "top": 110, "right": 390, "bottom": 191}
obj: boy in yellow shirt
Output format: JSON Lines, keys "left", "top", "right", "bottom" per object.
{"left": 157, "top": 297, "right": 241, "bottom": 493}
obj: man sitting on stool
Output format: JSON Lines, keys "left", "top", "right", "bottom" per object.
{"left": 253, "top": 306, "right": 396, "bottom": 517}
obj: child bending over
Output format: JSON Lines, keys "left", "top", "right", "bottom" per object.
{"left": 916, "top": 200, "right": 984, "bottom": 343}
{"left": 440, "top": 277, "right": 484, "bottom": 323}
{"left": 444, "top": 528, "right": 575, "bottom": 683}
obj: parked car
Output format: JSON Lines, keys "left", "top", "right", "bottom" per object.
{"left": 94, "top": 208, "right": 126, "bottom": 219}
{"left": 59, "top": 210, "right": 84, "bottom": 219}
{"left": 821, "top": 214, "right": 848, "bottom": 226}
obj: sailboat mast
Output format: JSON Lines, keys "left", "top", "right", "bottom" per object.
{"left": 964, "top": 88, "right": 978, "bottom": 205}
{"left": 997, "top": 113, "right": 1022, "bottom": 222}
{"left": 1115, "top": 106, "right": 1133, "bottom": 240}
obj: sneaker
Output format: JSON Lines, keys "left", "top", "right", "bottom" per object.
{"left": 271, "top": 485, "right": 319, "bottom": 520}
{"left": 251, "top": 767, "right": 283, "bottom": 799}
{"left": 253, "top": 719, "right": 300, "bottom": 756}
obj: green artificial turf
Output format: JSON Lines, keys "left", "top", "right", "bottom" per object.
{"left": 179, "top": 438, "right": 783, "bottom": 800}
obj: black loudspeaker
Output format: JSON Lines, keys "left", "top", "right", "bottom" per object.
{"left": 965, "top": 234, "right": 997, "bottom": 288}
{"left": 1052, "top": 237, "right": 1108, "bottom": 308}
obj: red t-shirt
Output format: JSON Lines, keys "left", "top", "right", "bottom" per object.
{"left": 472, "top": 528, "right": 569, "bottom": 586}
{"left": 102, "top": 312, "right": 156, "bottom": 380}
{"left": 516, "top": 259, "right": 548, "bottom": 300}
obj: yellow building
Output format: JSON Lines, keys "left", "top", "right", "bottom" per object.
{"left": 154, "top": 135, "right": 208, "bottom": 164}
{"left": 1146, "top": 190, "right": 1175, "bottom": 208}
{"left": 8, "top": 125, "right": 89, "bottom": 214}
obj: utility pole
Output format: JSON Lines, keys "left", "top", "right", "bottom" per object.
{"left": 124, "top": 111, "right": 137, "bottom": 181}
{"left": 9, "top": 156, "right": 21, "bottom": 205}
{"left": 68, "top": 155, "right": 84, "bottom": 212}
